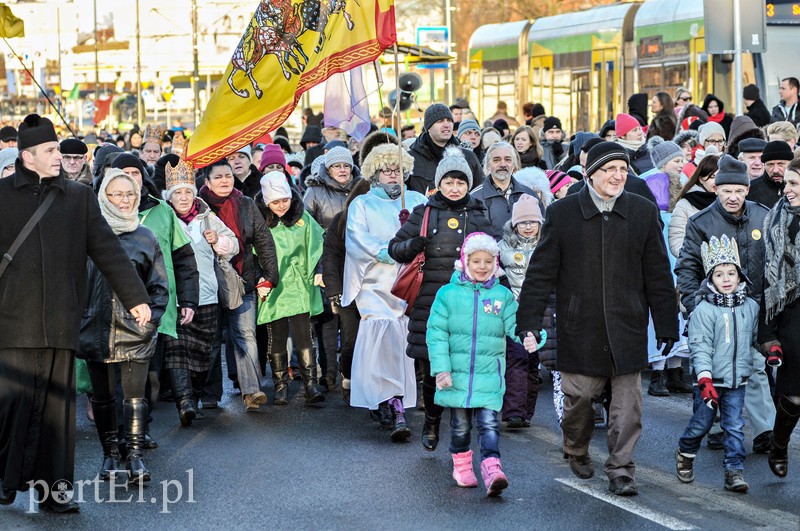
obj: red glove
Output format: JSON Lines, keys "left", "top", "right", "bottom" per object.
{"left": 767, "top": 345, "right": 784, "bottom": 368}
{"left": 697, "top": 377, "right": 719, "bottom": 411}
{"left": 398, "top": 209, "right": 410, "bottom": 225}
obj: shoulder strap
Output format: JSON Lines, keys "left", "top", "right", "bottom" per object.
{"left": 420, "top": 206, "right": 431, "bottom": 237}
{"left": 0, "top": 190, "right": 57, "bottom": 279}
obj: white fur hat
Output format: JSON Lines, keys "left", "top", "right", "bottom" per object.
{"left": 454, "top": 232, "right": 503, "bottom": 280}
{"left": 260, "top": 171, "right": 291, "bottom": 204}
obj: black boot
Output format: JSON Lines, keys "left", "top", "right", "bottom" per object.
{"left": 298, "top": 348, "right": 325, "bottom": 405}
{"left": 769, "top": 395, "right": 800, "bottom": 478}
{"left": 269, "top": 352, "right": 290, "bottom": 405}
{"left": 647, "top": 370, "right": 670, "bottom": 397}
{"left": 378, "top": 401, "right": 394, "bottom": 430}
{"left": 190, "top": 370, "right": 207, "bottom": 418}
{"left": 92, "top": 397, "right": 123, "bottom": 481}
{"left": 389, "top": 397, "right": 411, "bottom": 442}
{"left": 124, "top": 398, "right": 151, "bottom": 485}
{"left": 421, "top": 414, "right": 441, "bottom": 451}
{"left": 170, "top": 368, "right": 197, "bottom": 427}
{"left": 665, "top": 368, "right": 693, "bottom": 394}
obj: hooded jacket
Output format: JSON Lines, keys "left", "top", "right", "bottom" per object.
{"left": 406, "top": 132, "right": 485, "bottom": 194}
{"left": 770, "top": 100, "right": 799, "bottom": 127}
{"left": 302, "top": 164, "right": 362, "bottom": 230}
{"left": 745, "top": 98, "right": 772, "bottom": 128}
{"left": 701, "top": 94, "right": 734, "bottom": 138}
{"left": 627, "top": 93, "right": 649, "bottom": 126}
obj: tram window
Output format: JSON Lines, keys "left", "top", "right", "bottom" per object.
{"left": 664, "top": 64, "right": 689, "bottom": 89}
{"left": 698, "top": 54, "right": 709, "bottom": 99}
{"left": 639, "top": 66, "right": 663, "bottom": 91}
{"left": 532, "top": 67, "right": 541, "bottom": 103}
{"left": 553, "top": 70, "right": 571, "bottom": 134}
{"left": 572, "top": 71, "right": 590, "bottom": 134}
{"left": 541, "top": 67, "right": 552, "bottom": 118}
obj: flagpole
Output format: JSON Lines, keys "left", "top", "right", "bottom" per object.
{"left": 393, "top": 42, "right": 405, "bottom": 211}
{"left": 3, "top": 38, "right": 76, "bottom": 136}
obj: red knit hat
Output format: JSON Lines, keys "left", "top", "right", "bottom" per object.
{"left": 259, "top": 144, "right": 287, "bottom": 173}
{"left": 546, "top": 169, "right": 572, "bottom": 195}
{"left": 615, "top": 113, "right": 639, "bottom": 137}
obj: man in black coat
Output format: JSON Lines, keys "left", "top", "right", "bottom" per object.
{"left": 0, "top": 115, "right": 151, "bottom": 513}
{"left": 517, "top": 142, "right": 678, "bottom": 496}
{"left": 743, "top": 84, "right": 771, "bottom": 128}
{"left": 747, "top": 140, "right": 793, "bottom": 209}
{"left": 406, "top": 103, "right": 484, "bottom": 195}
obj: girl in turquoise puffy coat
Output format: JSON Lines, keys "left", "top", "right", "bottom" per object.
{"left": 427, "top": 232, "right": 537, "bottom": 497}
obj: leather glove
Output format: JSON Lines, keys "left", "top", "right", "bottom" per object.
{"left": 328, "top": 294, "right": 342, "bottom": 315}
{"left": 766, "top": 344, "right": 784, "bottom": 368}
{"left": 376, "top": 248, "right": 395, "bottom": 264}
{"left": 407, "top": 236, "right": 429, "bottom": 255}
{"left": 435, "top": 372, "right": 452, "bottom": 390}
{"left": 697, "top": 377, "right": 719, "bottom": 411}
{"left": 656, "top": 337, "right": 675, "bottom": 356}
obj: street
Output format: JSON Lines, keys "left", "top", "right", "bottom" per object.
{"left": 2, "top": 370, "right": 800, "bottom": 530}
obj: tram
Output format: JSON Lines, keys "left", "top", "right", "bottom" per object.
{"left": 468, "top": 0, "right": 799, "bottom": 134}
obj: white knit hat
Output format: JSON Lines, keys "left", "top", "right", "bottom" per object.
{"left": 260, "top": 171, "right": 292, "bottom": 204}
{"left": 454, "top": 232, "right": 503, "bottom": 280}
{"left": 434, "top": 146, "right": 472, "bottom": 188}
{"left": 698, "top": 122, "right": 726, "bottom": 145}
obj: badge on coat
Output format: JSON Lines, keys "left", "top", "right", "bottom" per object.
{"left": 513, "top": 252, "right": 524, "bottom": 264}
{"left": 751, "top": 229, "right": 761, "bottom": 241}
{"left": 447, "top": 218, "right": 459, "bottom": 230}
{"left": 296, "top": 218, "right": 305, "bottom": 227}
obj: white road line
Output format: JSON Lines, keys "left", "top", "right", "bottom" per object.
{"left": 555, "top": 477, "right": 698, "bottom": 531}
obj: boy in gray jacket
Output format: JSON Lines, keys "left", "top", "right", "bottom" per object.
{"left": 675, "top": 235, "right": 759, "bottom": 493}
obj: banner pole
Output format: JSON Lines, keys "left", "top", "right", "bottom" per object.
{"left": 393, "top": 42, "right": 404, "bottom": 210}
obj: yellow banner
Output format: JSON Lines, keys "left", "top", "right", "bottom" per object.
{"left": 186, "top": 0, "right": 396, "bottom": 167}
{"left": 0, "top": 4, "right": 24, "bottom": 39}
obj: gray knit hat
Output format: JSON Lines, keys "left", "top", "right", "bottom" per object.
{"left": 457, "top": 119, "right": 480, "bottom": 138}
{"left": 714, "top": 154, "right": 749, "bottom": 186}
{"left": 424, "top": 103, "right": 453, "bottom": 131}
{"left": 698, "top": 122, "right": 726, "bottom": 145}
{"left": 324, "top": 146, "right": 353, "bottom": 168}
{"left": 648, "top": 136, "right": 684, "bottom": 169}
{"left": 434, "top": 146, "right": 472, "bottom": 188}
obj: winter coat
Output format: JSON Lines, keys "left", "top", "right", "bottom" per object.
{"left": 540, "top": 139, "right": 566, "bottom": 170}
{"left": 688, "top": 287, "right": 759, "bottom": 389}
{"left": 747, "top": 175, "right": 783, "bottom": 209}
{"left": 139, "top": 193, "right": 199, "bottom": 338}
{"left": 516, "top": 186, "right": 679, "bottom": 377}
{"left": 406, "top": 133, "right": 485, "bottom": 194}
{"left": 470, "top": 176, "right": 543, "bottom": 239}
{"left": 79, "top": 225, "right": 170, "bottom": 363}
{"left": 669, "top": 185, "right": 706, "bottom": 258}
{"left": 770, "top": 101, "right": 800, "bottom": 127}
{"left": 388, "top": 193, "right": 493, "bottom": 361}
{"left": 0, "top": 163, "right": 150, "bottom": 350}
{"left": 745, "top": 99, "right": 772, "bottom": 128}
{"left": 498, "top": 220, "right": 537, "bottom": 298}
{"left": 321, "top": 211, "right": 347, "bottom": 298}
{"left": 567, "top": 174, "right": 661, "bottom": 214}
{"left": 701, "top": 94, "right": 735, "bottom": 137}
{"left": 255, "top": 189, "right": 324, "bottom": 323}
{"left": 233, "top": 164, "right": 263, "bottom": 199}
{"left": 648, "top": 112, "right": 678, "bottom": 141}
{"left": 675, "top": 199, "right": 768, "bottom": 314}
{"left": 427, "top": 272, "right": 519, "bottom": 411}
{"left": 303, "top": 165, "right": 362, "bottom": 230}
{"left": 624, "top": 143, "right": 654, "bottom": 175}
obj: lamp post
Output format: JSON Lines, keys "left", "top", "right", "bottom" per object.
{"left": 192, "top": 0, "right": 200, "bottom": 127}
{"left": 93, "top": 0, "right": 99, "bottom": 100}
{"left": 136, "top": 0, "right": 143, "bottom": 124}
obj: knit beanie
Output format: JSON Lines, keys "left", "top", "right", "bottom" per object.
{"left": 92, "top": 144, "right": 124, "bottom": 176}
{"left": 737, "top": 138, "right": 767, "bottom": 153}
{"left": 615, "top": 113, "right": 639, "bottom": 137}
{"left": 482, "top": 130, "right": 502, "bottom": 149}
{"left": 111, "top": 153, "right": 147, "bottom": 178}
{"left": 585, "top": 141, "right": 630, "bottom": 178}
{"left": 0, "top": 148, "right": 18, "bottom": 171}
{"left": 728, "top": 115, "right": 756, "bottom": 143}
{"left": 543, "top": 116, "right": 562, "bottom": 133}
{"left": 424, "top": 103, "right": 453, "bottom": 131}
{"left": 457, "top": 119, "right": 481, "bottom": 138}
{"left": 743, "top": 84, "right": 760, "bottom": 101}
{"left": 714, "top": 154, "right": 749, "bottom": 186}
{"left": 493, "top": 118, "right": 509, "bottom": 133}
{"left": 648, "top": 136, "right": 684, "bottom": 169}
{"left": 454, "top": 232, "right": 501, "bottom": 280}
{"left": 531, "top": 103, "right": 545, "bottom": 118}
{"left": 260, "top": 171, "right": 292, "bottom": 203}
{"left": 324, "top": 146, "right": 353, "bottom": 168}
{"left": 511, "top": 194, "right": 543, "bottom": 226}
{"left": 434, "top": 146, "right": 472, "bottom": 188}
{"left": 60, "top": 138, "right": 88, "bottom": 155}
{"left": 581, "top": 137, "right": 604, "bottom": 154}
{"left": 17, "top": 114, "right": 58, "bottom": 150}
{"left": 547, "top": 169, "right": 573, "bottom": 195}
{"left": 760, "top": 140, "right": 794, "bottom": 163}
{"left": 698, "top": 122, "right": 726, "bottom": 145}
{"left": 259, "top": 144, "right": 288, "bottom": 172}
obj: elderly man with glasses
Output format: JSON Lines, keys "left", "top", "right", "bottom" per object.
{"left": 60, "top": 138, "right": 92, "bottom": 185}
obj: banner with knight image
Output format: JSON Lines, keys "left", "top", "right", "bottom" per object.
{"left": 185, "top": 0, "right": 397, "bottom": 167}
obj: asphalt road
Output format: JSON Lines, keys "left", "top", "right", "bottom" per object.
{"left": 2, "top": 369, "right": 800, "bottom": 530}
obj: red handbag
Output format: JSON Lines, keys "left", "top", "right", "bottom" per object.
{"left": 391, "top": 206, "right": 431, "bottom": 315}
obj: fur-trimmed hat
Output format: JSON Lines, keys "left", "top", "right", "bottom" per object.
{"left": 359, "top": 130, "right": 399, "bottom": 165}
{"left": 434, "top": 146, "right": 472, "bottom": 188}
{"left": 360, "top": 143, "right": 414, "bottom": 182}
{"left": 673, "top": 130, "right": 699, "bottom": 148}
{"left": 454, "top": 232, "right": 502, "bottom": 280}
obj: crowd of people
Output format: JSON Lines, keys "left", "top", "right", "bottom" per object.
{"left": 1, "top": 75, "right": 800, "bottom": 512}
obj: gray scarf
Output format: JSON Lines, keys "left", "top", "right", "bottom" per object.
{"left": 98, "top": 173, "right": 141, "bottom": 235}
{"left": 763, "top": 195, "right": 800, "bottom": 320}
{"left": 374, "top": 182, "right": 402, "bottom": 200}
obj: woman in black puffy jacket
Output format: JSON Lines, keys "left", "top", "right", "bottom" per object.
{"left": 389, "top": 147, "right": 493, "bottom": 452}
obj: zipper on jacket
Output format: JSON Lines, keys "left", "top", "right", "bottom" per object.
{"left": 466, "top": 288, "right": 479, "bottom": 408}
{"left": 732, "top": 307, "right": 737, "bottom": 387}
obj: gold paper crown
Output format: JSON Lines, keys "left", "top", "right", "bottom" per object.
{"left": 165, "top": 158, "right": 195, "bottom": 190}
{"left": 172, "top": 133, "right": 185, "bottom": 156}
{"left": 142, "top": 124, "right": 163, "bottom": 146}
{"left": 701, "top": 234, "right": 741, "bottom": 275}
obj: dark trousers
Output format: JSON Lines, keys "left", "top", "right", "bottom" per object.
{"left": 337, "top": 304, "right": 360, "bottom": 379}
{"left": 87, "top": 360, "right": 149, "bottom": 401}
{"left": 421, "top": 359, "right": 445, "bottom": 418}
{"left": 267, "top": 313, "right": 314, "bottom": 354}
{"left": 0, "top": 348, "right": 76, "bottom": 490}
{"left": 501, "top": 338, "right": 542, "bottom": 421}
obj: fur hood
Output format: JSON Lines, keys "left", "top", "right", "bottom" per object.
{"left": 514, "top": 167, "right": 554, "bottom": 206}
{"left": 255, "top": 187, "right": 305, "bottom": 228}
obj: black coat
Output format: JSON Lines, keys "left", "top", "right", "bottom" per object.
{"left": 470, "top": 176, "right": 543, "bottom": 239}
{"left": 516, "top": 186, "right": 679, "bottom": 377}
{"left": 745, "top": 99, "right": 772, "bottom": 128}
{"left": 0, "top": 162, "right": 150, "bottom": 350}
{"left": 647, "top": 112, "right": 678, "bottom": 141}
{"left": 79, "top": 225, "right": 169, "bottom": 363}
{"left": 234, "top": 165, "right": 263, "bottom": 199}
{"left": 321, "top": 211, "right": 346, "bottom": 298}
{"left": 406, "top": 133, "right": 485, "bottom": 194}
{"left": 675, "top": 199, "right": 768, "bottom": 314}
{"left": 388, "top": 193, "right": 494, "bottom": 361}
{"left": 747, "top": 175, "right": 783, "bottom": 209}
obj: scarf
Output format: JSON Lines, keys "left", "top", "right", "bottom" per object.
{"left": 373, "top": 182, "right": 402, "bottom": 200}
{"left": 684, "top": 190, "right": 717, "bottom": 211}
{"left": 518, "top": 148, "right": 542, "bottom": 169}
{"left": 616, "top": 137, "right": 645, "bottom": 152}
{"left": 704, "top": 282, "right": 748, "bottom": 308}
{"left": 707, "top": 112, "right": 725, "bottom": 124}
{"left": 98, "top": 174, "right": 140, "bottom": 235}
{"left": 200, "top": 185, "right": 245, "bottom": 274}
{"left": 174, "top": 199, "right": 200, "bottom": 225}
{"left": 423, "top": 132, "right": 446, "bottom": 162}
{"left": 435, "top": 191, "right": 470, "bottom": 209}
{"left": 763, "top": 196, "right": 800, "bottom": 320}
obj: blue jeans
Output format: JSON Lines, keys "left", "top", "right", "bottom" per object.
{"left": 224, "top": 292, "right": 262, "bottom": 395}
{"left": 679, "top": 386, "right": 746, "bottom": 470}
{"left": 449, "top": 407, "right": 500, "bottom": 460}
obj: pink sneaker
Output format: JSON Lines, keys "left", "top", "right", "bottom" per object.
{"left": 452, "top": 450, "right": 478, "bottom": 487}
{"left": 480, "top": 457, "right": 509, "bottom": 497}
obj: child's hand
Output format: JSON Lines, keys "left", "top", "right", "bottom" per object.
{"left": 523, "top": 332, "right": 539, "bottom": 353}
{"left": 435, "top": 372, "right": 452, "bottom": 390}
{"left": 697, "top": 377, "right": 719, "bottom": 411}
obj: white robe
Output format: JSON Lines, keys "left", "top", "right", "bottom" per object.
{"left": 343, "top": 187, "right": 427, "bottom": 409}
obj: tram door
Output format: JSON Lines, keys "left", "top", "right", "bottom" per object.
{"left": 572, "top": 71, "right": 591, "bottom": 134}
{"left": 529, "top": 55, "right": 553, "bottom": 122}
{"left": 690, "top": 37, "right": 709, "bottom": 104}
{"left": 592, "top": 48, "right": 617, "bottom": 132}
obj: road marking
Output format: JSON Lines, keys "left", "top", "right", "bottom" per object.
{"left": 556, "top": 477, "right": 697, "bottom": 530}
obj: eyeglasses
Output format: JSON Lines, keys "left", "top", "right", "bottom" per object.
{"left": 380, "top": 168, "right": 401, "bottom": 176}
{"left": 106, "top": 192, "right": 137, "bottom": 201}
{"left": 517, "top": 221, "right": 539, "bottom": 228}
{"left": 62, "top": 155, "right": 85, "bottom": 162}
{"left": 706, "top": 139, "right": 726, "bottom": 146}
{"left": 598, "top": 166, "right": 628, "bottom": 176}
